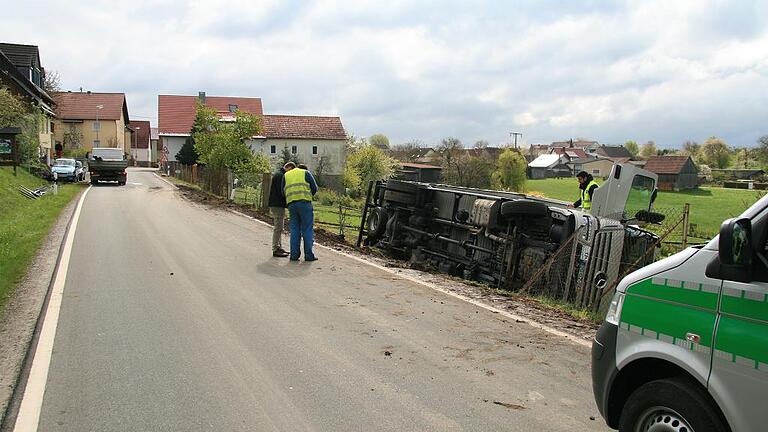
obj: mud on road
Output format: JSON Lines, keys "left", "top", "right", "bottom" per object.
{"left": 173, "top": 182, "right": 600, "bottom": 343}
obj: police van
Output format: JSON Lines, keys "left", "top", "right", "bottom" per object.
{"left": 592, "top": 194, "right": 768, "bottom": 432}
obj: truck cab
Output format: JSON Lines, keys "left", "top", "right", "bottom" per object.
{"left": 592, "top": 194, "right": 768, "bottom": 432}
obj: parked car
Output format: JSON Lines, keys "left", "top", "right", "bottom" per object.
{"left": 51, "top": 158, "right": 80, "bottom": 182}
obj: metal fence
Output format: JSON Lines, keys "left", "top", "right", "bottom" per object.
{"left": 518, "top": 205, "right": 691, "bottom": 313}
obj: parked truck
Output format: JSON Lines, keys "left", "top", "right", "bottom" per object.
{"left": 89, "top": 147, "right": 128, "bottom": 185}
{"left": 592, "top": 194, "right": 768, "bottom": 432}
{"left": 359, "top": 163, "right": 663, "bottom": 312}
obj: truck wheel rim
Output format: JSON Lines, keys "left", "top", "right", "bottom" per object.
{"left": 636, "top": 406, "right": 693, "bottom": 432}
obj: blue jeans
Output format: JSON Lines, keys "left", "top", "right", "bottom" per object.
{"left": 288, "top": 200, "right": 315, "bottom": 260}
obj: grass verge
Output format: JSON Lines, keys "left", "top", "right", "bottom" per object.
{"left": 0, "top": 167, "right": 85, "bottom": 313}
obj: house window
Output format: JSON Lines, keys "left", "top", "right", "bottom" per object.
{"left": 312, "top": 145, "right": 318, "bottom": 155}
{"left": 93, "top": 140, "right": 101, "bottom": 147}
{"left": 50, "top": 122, "right": 55, "bottom": 133}
{"left": 291, "top": 145, "right": 297, "bottom": 154}
{"left": 592, "top": 169, "right": 600, "bottom": 175}
{"left": 228, "top": 104, "right": 238, "bottom": 112}
{"left": 92, "top": 121, "right": 100, "bottom": 131}
{"left": 270, "top": 145, "right": 276, "bottom": 154}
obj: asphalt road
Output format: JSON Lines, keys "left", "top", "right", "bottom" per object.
{"left": 33, "top": 168, "right": 609, "bottom": 431}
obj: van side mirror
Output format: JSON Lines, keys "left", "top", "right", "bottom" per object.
{"left": 706, "top": 218, "right": 753, "bottom": 282}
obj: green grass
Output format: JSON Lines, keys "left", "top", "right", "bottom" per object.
{"left": 314, "top": 204, "right": 363, "bottom": 238}
{"left": 0, "top": 167, "right": 85, "bottom": 313}
{"left": 526, "top": 178, "right": 763, "bottom": 239}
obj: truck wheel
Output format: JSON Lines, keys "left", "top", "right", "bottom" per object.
{"left": 619, "top": 376, "right": 729, "bottom": 432}
{"left": 367, "top": 207, "right": 388, "bottom": 238}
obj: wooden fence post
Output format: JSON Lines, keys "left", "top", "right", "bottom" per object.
{"left": 261, "top": 172, "right": 271, "bottom": 211}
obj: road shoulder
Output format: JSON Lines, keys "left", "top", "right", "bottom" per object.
{"left": 0, "top": 191, "right": 81, "bottom": 429}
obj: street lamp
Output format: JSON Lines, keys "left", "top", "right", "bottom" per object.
{"left": 95, "top": 104, "right": 104, "bottom": 146}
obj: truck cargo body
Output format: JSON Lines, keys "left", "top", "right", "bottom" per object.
{"left": 362, "top": 163, "right": 661, "bottom": 311}
{"left": 89, "top": 148, "right": 128, "bottom": 185}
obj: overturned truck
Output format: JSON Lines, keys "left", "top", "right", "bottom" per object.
{"left": 358, "top": 164, "right": 663, "bottom": 312}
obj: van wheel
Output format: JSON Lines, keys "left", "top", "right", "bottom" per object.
{"left": 619, "top": 376, "right": 729, "bottom": 432}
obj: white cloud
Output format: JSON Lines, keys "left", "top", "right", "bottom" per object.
{"left": 3, "top": 0, "right": 767, "bottom": 147}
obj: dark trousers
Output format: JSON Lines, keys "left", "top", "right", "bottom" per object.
{"left": 288, "top": 200, "right": 315, "bottom": 260}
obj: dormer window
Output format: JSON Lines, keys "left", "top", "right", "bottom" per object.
{"left": 228, "top": 104, "right": 238, "bottom": 113}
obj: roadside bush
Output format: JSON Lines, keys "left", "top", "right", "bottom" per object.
{"left": 315, "top": 188, "right": 340, "bottom": 206}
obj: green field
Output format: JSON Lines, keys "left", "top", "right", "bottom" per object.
{"left": 0, "top": 167, "right": 85, "bottom": 313}
{"left": 526, "top": 178, "right": 763, "bottom": 239}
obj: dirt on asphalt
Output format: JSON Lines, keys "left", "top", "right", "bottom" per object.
{"left": 173, "top": 181, "right": 600, "bottom": 343}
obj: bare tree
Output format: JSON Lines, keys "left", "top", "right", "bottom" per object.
{"left": 43, "top": 70, "right": 62, "bottom": 93}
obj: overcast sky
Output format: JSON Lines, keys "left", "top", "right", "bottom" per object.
{"left": 6, "top": 0, "right": 768, "bottom": 148}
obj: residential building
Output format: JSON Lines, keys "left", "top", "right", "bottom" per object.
{"left": 0, "top": 43, "right": 55, "bottom": 163}
{"left": 158, "top": 92, "right": 264, "bottom": 162}
{"left": 550, "top": 139, "right": 600, "bottom": 154}
{"left": 255, "top": 114, "right": 347, "bottom": 178}
{"left": 595, "top": 145, "right": 633, "bottom": 163}
{"left": 128, "top": 120, "right": 151, "bottom": 166}
{"left": 528, "top": 153, "right": 570, "bottom": 179}
{"left": 52, "top": 91, "right": 131, "bottom": 154}
{"left": 569, "top": 157, "right": 615, "bottom": 178}
{"left": 644, "top": 155, "right": 699, "bottom": 191}
{"left": 158, "top": 92, "right": 347, "bottom": 185}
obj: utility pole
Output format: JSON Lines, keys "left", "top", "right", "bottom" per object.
{"left": 509, "top": 132, "right": 522, "bottom": 150}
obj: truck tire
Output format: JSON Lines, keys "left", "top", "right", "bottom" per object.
{"left": 500, "top": 199, "right": 549, "bottom": 218}
{"left": 618, "top": 376, "right": 729, "bottom": 432}
{"left": 367, "top": 207, "right": 388, "bottom": 238}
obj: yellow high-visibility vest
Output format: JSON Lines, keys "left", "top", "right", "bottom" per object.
{"left": 581, "top": 179, "right": 599, "bottom": 210}
{"left": 284, "top": 168, "right": 312, "bottom": 204}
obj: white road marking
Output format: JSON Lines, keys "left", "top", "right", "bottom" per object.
{"left": 229, "top": 209, "right": 591, "bottom": 348}
{"left": 13, "top": 186, "right": 91, "bottom": 432}
{"left": 153, "top": 173, "right": 178, "bottom": 188}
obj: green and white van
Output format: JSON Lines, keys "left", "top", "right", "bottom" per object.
{"left": 592, "top": 194, "right": 768, "bottom": 432}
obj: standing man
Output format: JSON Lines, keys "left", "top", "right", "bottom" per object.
{"left": 570, "top": 171, "right": 599, "bottom": 212}
{"left": 282, "top": 162, "right": 319, "bottom": 261}
{"left": 268, "top": 166, "right": 290, "bottom": 257}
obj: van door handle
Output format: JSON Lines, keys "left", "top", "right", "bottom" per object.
{"left": 685, "top": 332, "right": 700, "bottom": 343}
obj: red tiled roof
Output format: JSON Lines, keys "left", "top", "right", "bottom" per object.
{"left": 53, "top": 92, "right": 127, "bottom": 121}
{"left": 644, "top": 155, "right": 692, "bottom": 174}
{"left": 262, "top": 115, "right": 346, "bottom": 140}
{"left": 128, "top": 120, "right": 151, "bottom": 149}
{"left": 157, "top": 94, "right": 263, "bottom": 135}
{"left": 401, "top": 162, "right": 441, "bottom": 169}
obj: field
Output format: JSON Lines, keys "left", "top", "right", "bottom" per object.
{"left": 526, "top": 178, "right": 764, "bottom": 239}
{"left": 0, "top": 167, "right": 85, "bottom": 313}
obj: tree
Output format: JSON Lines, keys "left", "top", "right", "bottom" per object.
{"left": 192, "top": 103, "right": 264, "bottom": 170}
{"left": 389, "top": 140, "right": 423, "bottom": 162}
{"left": 43, "top": 70, "right": 62, "bottom": 94}
{"left": 279, "top": 146, "right": 301, "bottom": 166}
{"left": 624, "top": 140, "right": 639, "bottom": 157}
{"left": 436, "top": 137, "right": 464, "bottom": 172}
{"left": 640, "top": 141, "right": 657, "bottom": 159}
{"left": 461, "top": 156, "right": 494, "bottom": 188}
{"left": 492, "top": 149, "right": 527, "bottom": 192}
{"left": 756, "top": 135, "right": 768, "bottom": 165}
{"left": 474, "top": 140, "right": 489, "bottom": 149}
{"left": 0, "top": 85, "right": 42, "bottom": 164}
{"left": 345, "top": 144, "right": 398, "bottom": 193}
{"left": 700, "top": 136, "right": 731, "bottom": 169}
{"left": 369, "top": 133, "right": 390, "bottom": 150}
{"left": 176, "top": 138, "right": 199, "bottom": 165}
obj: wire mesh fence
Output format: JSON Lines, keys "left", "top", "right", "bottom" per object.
{"left": 518, "top": 205, "right": 691, "bottom": 313}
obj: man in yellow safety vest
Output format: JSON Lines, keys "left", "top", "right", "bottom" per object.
{"left": 571, "top": 171, "right": 599, "bottom": 212}
{"left": 282, "top": 162, "right": 319, "bottom": 261}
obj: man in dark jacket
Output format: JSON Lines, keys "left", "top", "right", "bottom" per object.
{"left": 268, "top": 167, "right": 290, "bottom": 257}
{"left": 570, "top": 171, "right": 599, "bottom": 212}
